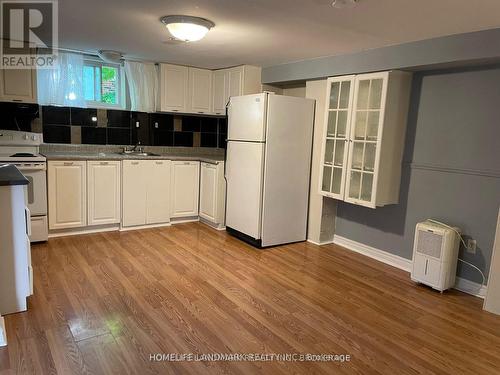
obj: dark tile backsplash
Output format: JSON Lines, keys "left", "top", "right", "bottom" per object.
{"left": 42, "top": 106, "right": 70, "bottom": 125}
{"left": 43, "top": 124, "right": 71, "bottom": 143}
{"left": 81, "top": 127, "right": 106, "bottom": 145}
{"left": 71, "top": 108, "right": 97, "bottom": 127}
{"left": 107, "top": 128, "right": 130, "bottom": 145}
{"left": 1, "top": 102, "right": 226, "bottom": 148}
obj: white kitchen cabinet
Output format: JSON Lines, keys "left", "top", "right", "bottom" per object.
{"left": 188, "top": 68, "right": 212, "bottom": 114}
{"left": 146, "top": 160, "right": 171, "bottom": 224}
{"left": 87, "top": 161, "right": 121, "bottom": 226}
{"left": 122, "top": 160, "right": 147, "bottom": 226}
{"left": 159, "top": 64, "right": 189, "bottom": 112}
{"left": 48, "top": 161, "right": 87, "bottom": 230}
{"left": 199, "top": 162, "right": 225, "bottom": 227}
{"left": 212, "top": 65, "right": 262, "bottom": 115}
{"left": 319, "top": 70, "right": 412, "bottom": 208}
{"left": 122, "top": 160, "right": 171, "bottom": 227}
{"left": 212, "top": 70, "right": 228, "bottom": 115}
{"left": 170, "top": 161, "right": 200, "bottom": 218}
{"left": 0, "top": 68, "right": 37, "bottom": 103}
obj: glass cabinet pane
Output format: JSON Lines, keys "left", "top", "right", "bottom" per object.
{"left": 357, "top": 80, "right": 370, "bottom": 109}
{"left": 349, "top": 171, "right": 361, "bottom": 199}
{"left": 337, "top": 111, "right": 347, "bottom": 137}
{"left": 339, "top": 81, "right": 351, "bottom": 109}
{"left": 366, "top": 111, "right": 379, "bottom": 140}
{"left": 351, "top": 142, "right": 364, "bottom": 170}
{"left": 354, "top": 111, "right": 367, "bottom": 140}
{"left": 327, "top": 111, "right": 337, "bottom": 136}
{"left": 329, "top": 82, "right": 340, "bottom": 109}
{"left": 360, "top": 173, "right": 373, "bottom": 202}
{"left": 334, "top": 140, "right": 345, "bottom": 166}
{"left": 369, "top": 79, "right": 383, "bottom": 109}
{"left": 364, "top": 143, "right": 376, "bottom": 172}
{"left": 332, "top": 168, "right": 342, "bottom": 194}
{"left": 324, "top": 139, "right": 334, "bottom": 164}
{"left": 322, "top": 166, "right": 332, "bottom": 192}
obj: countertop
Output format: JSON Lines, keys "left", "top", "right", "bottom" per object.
{"left": 42, "top": 152, "right": 225, "bottom": 164}
{"left": 0, "top": 164, "right": 29, "bottom": 186}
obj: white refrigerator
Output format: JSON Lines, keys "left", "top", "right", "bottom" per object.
{"left": 225, "top": 93, "right": 315, "bottom": 247}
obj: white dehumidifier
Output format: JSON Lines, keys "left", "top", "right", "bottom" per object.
{"left": 411, "top": 220, "right": 460, "bottom": 292}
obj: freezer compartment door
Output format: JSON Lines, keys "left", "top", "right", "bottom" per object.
{"left": 225, "top": 141, "right": 265, "bottom": 240}
{"left": 227, "top": 93, "right": 267, "bottom": 142}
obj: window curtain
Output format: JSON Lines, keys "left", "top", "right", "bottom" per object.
{"left": 37, "top": 52, "right": 86, "bottom": 108}
{"left": 124, "top": 61, "right": 158, "bottom": 113}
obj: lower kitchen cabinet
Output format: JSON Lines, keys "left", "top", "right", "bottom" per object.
{"left": 48, "top": 161, "right": 87, "bottom": 230}
{"left": 147, "top": 160, "right": 171, "bottom": 224}
{"left": 170, "top": 161, "right": 200, "bottom": 218}
{"left": 87, "top": 161, "right": 121, "bottom": 225}
{"left": 199, "top": 162, "right": 225, "bottom": 226}
{"left": 122, "top": 160, "right": 171, "bottom": 227}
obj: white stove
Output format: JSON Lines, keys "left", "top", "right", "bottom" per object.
{"left": 0, "top": 130, "right": 48, "bottom": 242}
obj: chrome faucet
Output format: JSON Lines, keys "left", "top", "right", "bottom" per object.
{"left": 122, "top": 142, "right": 144, "bottom": 154}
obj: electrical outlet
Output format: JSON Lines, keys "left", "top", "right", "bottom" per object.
{"left": 466, "top": 239, "right": 477, "bottom": 254}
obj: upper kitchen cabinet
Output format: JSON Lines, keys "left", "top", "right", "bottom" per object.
{"left": 188, "top": 67, "right": 212, "bottom": 114}
{"left": 319, "top": 70, "right": 412, "bottom": 208}
{"left": 212, "top": 65, "right": 262, "bottom": 115}
{"left": 0, "top": 68, "right": 37, "bottom": 103}
{"left": 159, "top": 64, "right": 189, "bottom": 112}
{"left": 212, "top": 70, "right": 228, "bottom": 115}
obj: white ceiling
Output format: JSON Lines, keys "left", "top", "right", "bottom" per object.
{"left": 59, "top": 0, "right": 500, "bottom": 69}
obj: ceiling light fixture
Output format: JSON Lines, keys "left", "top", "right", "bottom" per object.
{"left": 160, "top": 15, "right": 215, "bottom": 42}
{"left": 331, "top": 0, "right": 358, "bottom": 9}
{"left": 97, "top": 50, "right": 123, "bottom": 64}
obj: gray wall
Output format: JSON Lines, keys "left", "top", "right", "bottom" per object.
{"left": 335, "top": 65, "right": 500, "bottom": 284}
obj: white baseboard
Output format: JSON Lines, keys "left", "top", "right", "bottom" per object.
{"left": 0, "top": 317, "right": 6, "bottom": 347}
{"left": 454, "top": 277, "right": 487, "bottom": 298}
{"left": 199, "top": 217, "right": 226, "bottom": 231}
{"left": 331, "top": 235, "right": 487, "bottom": 298}
{"left": 120, "top": 222, "right": 172, "bottom": 232}
{"left": 333, "top": 235, "right": 412, "bottom": 271}
{"left": 49, "top": 225, "right": 120, "bottom": 238}
{"left": 307, "top": 238, "right": 334, "bottom": 246}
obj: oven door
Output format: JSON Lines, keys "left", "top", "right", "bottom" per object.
{"left": 14, "top": 163, "right": 47, "bottom": 216}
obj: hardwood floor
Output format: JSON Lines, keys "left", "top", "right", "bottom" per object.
{"left": 1, "top": 222, "right": 500, "bottom": 374}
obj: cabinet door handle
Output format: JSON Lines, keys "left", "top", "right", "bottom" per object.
{"left": 13, "top": 99, "right": 22, "bottom": 102}
{"left": 155, "top": 161, "right": 163, "bottom": 165}
{"left": 197, "top": 111, "right": 204, "bottom": 114}
{"left": 131, "top": 161, "right": 139, "bottom": 165}
{"left": 172, "top": 109, "right": 179, "bottom": 112}
{"left": 424, "top": 259, "right": 428, "bottom": 275}
{"left": 63, "top": 162, "right": 74, "bottom": 166}
{"left": 183, "top": 161, "right": 191, "bottom": 165}
{"left": 100, "top": 161, "right": 109, "bottom": 165}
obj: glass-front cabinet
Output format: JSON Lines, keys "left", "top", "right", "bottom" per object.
{"left": 320, "top": 75, "right": 355, "bottom": 199}
{"left": 319, "top": 71, "right": 412, "bottom": 208}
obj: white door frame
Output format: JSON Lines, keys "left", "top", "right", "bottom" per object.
{"left": 484, "top": 206, "right": 500, "bottom": 315}
{"left": 0, "top": 316, "right": 6, "bottom": 346}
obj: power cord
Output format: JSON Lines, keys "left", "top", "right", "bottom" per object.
{"left": 426, "top": 219, "right": 486, "bottom": 287}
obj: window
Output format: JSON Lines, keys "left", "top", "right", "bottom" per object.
{"left": 83, "top": 60, "right": 123, "bottom": 108}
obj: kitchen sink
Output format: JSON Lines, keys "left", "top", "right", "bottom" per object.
{"left": 119, "top": 151, "right": 160, "bottom": 157}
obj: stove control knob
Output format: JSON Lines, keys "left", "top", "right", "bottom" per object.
{"left": 31, "top": 135, "right": 37, "bottom": 141}
{"left": 23, "top": 134, "right": 29, "bottom": 140}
